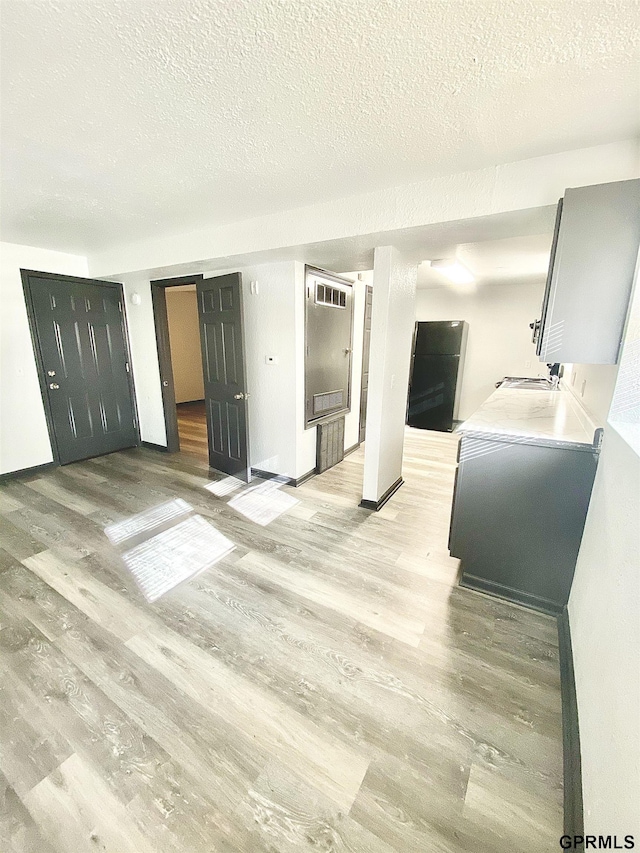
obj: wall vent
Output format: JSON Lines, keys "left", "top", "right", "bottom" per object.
{"left": 313, "top": 389, "right": 344, "bottom": 415}
{"left": 315, "top": 282, "right": 347, "bottom": 308}
{"left": 316, "top": 417, "right": 345, "bottom": 474}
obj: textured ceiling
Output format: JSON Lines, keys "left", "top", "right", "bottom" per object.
{"left": 1, "top": 0, "right": 639, "bottom": 254}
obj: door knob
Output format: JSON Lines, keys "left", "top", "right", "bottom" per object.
{"left": 49, "top": 383, "right": 60, "bottom": 390}
{"left": 162, "top": 380, "right": 169, "bottom": 387}
{"left": 344, "top": 348, "right": 352, "bottom": 355}
{"left": 47, "top": 370, "right": 56, "bottom": 377}
{"left": 233, "top": 393, "right": 245, "bottom": 400}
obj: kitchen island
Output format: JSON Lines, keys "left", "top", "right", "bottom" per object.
{"left": 449, "top": 382, "right": 600, "bottom": 614}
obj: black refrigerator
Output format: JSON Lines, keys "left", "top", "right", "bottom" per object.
{"left": 407, "top": 321, "right": 468, "bottom": 432}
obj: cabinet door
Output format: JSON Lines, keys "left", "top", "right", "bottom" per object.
{"left": 538, "top": 178, "right": 640, "bottom": 365}
{"left": 536, "top": 199, "right": 563, "bottom": 357}
{"left": 453, "top": 436, "right": 598, "bottom": 613}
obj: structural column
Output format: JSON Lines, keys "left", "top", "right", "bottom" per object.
{"left": 361, "top": 246, "right": 417, "bottom": 509}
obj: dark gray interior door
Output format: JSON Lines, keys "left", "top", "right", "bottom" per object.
{"left": 196, "top": 273, "right": 250, "bottom": 481}
{"left": 359, "top": 285, "right": 373, "bottom": 443}
{"left": 24, "top": 272, "right": 137, "bottom": 465}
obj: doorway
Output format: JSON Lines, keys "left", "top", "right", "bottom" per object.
{"left": 21, "top": 269, "right": 139, "bottom": 465}
{"left": 151, "top": 273, "right": 251, "bottom": 480}
{"left": 151, "top": 275, "right": 205, "bottom": 458}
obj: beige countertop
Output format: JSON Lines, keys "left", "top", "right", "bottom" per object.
{"left": 458, "top": 383, "right": 599, "bottom": 450}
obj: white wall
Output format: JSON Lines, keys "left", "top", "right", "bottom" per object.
{"left": 209, "top": 261, "right": 365, "bottom": 481}
{"left": 88, "top": 140, "right": 640, "bottom": 280}
{"left": 239, "top": 261, "right": 299, "bottom": 478}
{"left": 120, "top": 275, "right": 167, "bottom": 446}
{"left": 119, "top": 261, "right": 366, "bottom": 480}
{"left": 568, "top": 254, "right": 640, "bottom": 837}
{"left": 568, "top": 425, "right": 640, "bottom": 838}
{"left": 165, "top": 290, "right": 204, "bottom": 403}
{"left": 121, "top": 263, "right": 300, "bottom": 460}
{"left": 415, "top": 278, "right": 546, "bottom": 420}
{"left": 563, "top": 363, "right": 619, "bottom": 427}
{"left": 0, "top": 242, "right": 89, "bottom": 475}
{"left": 292, "top": 262, "right": 316, "bottom": 479}
{"left": 222, "top": 260, "right": 365, "bottom": 481}
{"left": 362, "top": 247, "right": 417, "bottom": 503}
{"left": 342, "top": 271, "right": 372, "bottom": 452}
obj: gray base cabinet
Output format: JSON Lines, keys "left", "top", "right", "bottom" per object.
{"left": 449, "top": 435, "right": 598, "bottom": 615}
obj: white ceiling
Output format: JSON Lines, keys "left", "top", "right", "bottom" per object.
{"left": 1, "top": 0, "right": 639, "bottom": 254}
{"left": 418, "top": 233, "right": 553, "bottom": 289}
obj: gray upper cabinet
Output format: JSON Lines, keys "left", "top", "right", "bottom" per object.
{"left": 537, "top": 178, "right": 640, "bottom": 365}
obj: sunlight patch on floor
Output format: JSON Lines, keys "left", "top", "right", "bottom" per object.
{"left": 228, "top": 478, "right": 299, "bottom": 526}
{"left": 104, "top": 498, "right": 192, "bottom": 544}
{"left": 204, "top": 476, "right": 246, "bottom": 497}
{"left": 121, "top": 514, "right": 235, "bottom": 602}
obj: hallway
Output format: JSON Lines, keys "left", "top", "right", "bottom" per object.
{"left": 176, "top": 400, "right": 207, "bottom": 462}
{"left": 0, "top": 428, "right": 563, "bottom": 852}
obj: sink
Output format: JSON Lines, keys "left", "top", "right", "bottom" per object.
{"left": 500, "top": 378, "right": 554, "bottom": 391}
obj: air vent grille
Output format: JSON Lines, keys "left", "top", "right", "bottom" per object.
{"left": 315, "top": 282, "right": 347, "bottom": 308}
{"left": 316, "top": 417, "right": 345, "bottom": 474}
{"left": 313, "top": 390, "right": 344, "bottom": 414}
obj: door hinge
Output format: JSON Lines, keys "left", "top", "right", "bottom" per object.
{"left": 125, "top": 362, "right": 130, "bottom": 373}
{"left": 118, "top": 301, "right": 123, "bottom": 312}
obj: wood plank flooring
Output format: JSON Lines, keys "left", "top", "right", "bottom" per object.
{"left": 0, "top": 428, "right": 563, "bottom": 852}
{"left": 176, "top": 400, "right": 208, "bottom": 461}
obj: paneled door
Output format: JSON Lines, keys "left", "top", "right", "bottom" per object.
{"left": 196, "top": 273, "right": 250, "bottom": 481}
{"left": 22, "top": 271, "right": 138, "bottom": 465}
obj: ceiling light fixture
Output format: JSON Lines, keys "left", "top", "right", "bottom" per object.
{"left": 429, "top": 259, "right": 475, "bottom": 284}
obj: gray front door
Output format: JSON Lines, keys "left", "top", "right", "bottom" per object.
{"left": 24, "top": 272, "right": 138, "bottom": 465}
{"left": 196, "top": 273, "right": 250, "bottom": 481}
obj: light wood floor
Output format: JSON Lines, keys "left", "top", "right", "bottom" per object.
{"left": 176, "top": 400, "right": 208, "bottom": 461}
{"left": 0, "top": 428, "right": 563, "bottom": 852}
